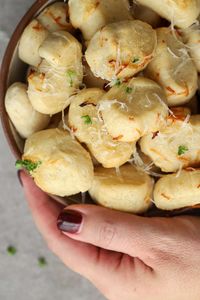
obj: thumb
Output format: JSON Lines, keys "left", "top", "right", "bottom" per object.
{"left": 57, "top": 204, "right": 172, "bottom": 266}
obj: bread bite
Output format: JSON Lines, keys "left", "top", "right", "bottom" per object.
{"left": 145, "top": 27, "right": 198, "bottom": 106}
{"left": 89, "top": 164, "right": 154, "bottom": 213}
{"left": 85, "top": 20, "right": 156, "bottom": 81}
{"left": 68, "top": 88, "right": 135, "bottom": 168}
{"left": 135, "top": 0, "right": 200, "bottom": 29}
{"left": 100, "top": 77, "right": 168, "bottom": 142}
{"left": 68, "top": 0, "right": 132, "bottom": 41}
{"left": 37, "top": 2, "right": 73, "bottom": 33}
{"left": 18, "top": 19, "right": 48, "bottom": 67}
{"left": 22, "top": 128, "right": 94, "bottom": 196}
{"left": 154, "top": 169, "right": 200, "bottom": 210}
{"left": 27, "top": 59, "right": 79, "bottom": 115}
{"left": 140, "top": 108, "right": 200, "bottom": 172}
{"left": 5, "top": 83, "right": 50, "bottom": 139}
{"left": 38, "top": 31, "right": 83, "bottom": 70}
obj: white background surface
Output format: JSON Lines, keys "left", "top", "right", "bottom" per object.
{"left": 0, "top": 1, "right": 105, "bottom": 299}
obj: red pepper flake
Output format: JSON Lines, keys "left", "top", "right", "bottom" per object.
{"left": 33, "top": 23, "right": 43, "bottom": 31}
{"left": 95, "top": 1, "right": 100, "bottom": 8}
{"left": 113, "top": 135, "right": 123, "bottom": 141}
{"left": 28, "top": 69, "right": 35, "bottom": 80}
{"left": 182, "top": 81, "right": 189, "bottom": 97}
{"left": 70, "top": 126, "right": 77, "bottom": 133}
{"left": 167, "top": 107, "right": 188, "bottom": 122}
{"left": 152, "top": 131, "right": 159, "bottom": 139}
{"left": 79, "top": 101, "right": 96, "bottom": 107}
{"left": 161, "top": 193, "right": 170, "bottom": 200}
{"left": 116, "top": 63, "right": 129, "bottom": 75}
{"left": 166, "top": 86, "right": 176, "bottom": 95}
{"left": 48, "top": 12, "right": 67, "bottom": 28}
{"left": 176, "top": 29, "right": 183, "bottom": 37}
{"left": 39, "top": 73, "right": 45, "bottom": 80}
{"left": 108, "top": 59, "right": 116, "bottom": 67}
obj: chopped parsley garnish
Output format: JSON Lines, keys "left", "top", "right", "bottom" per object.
{"left": 15, "top": 160, "right": 42, "bottom": 173}
{"left": 67, "top": 70, "right": 76, "bottom": 87}
{"left": 114, "top": 78, "right": 122, "bottom": 87}
{"left": 178, "top": 145, "right": 189, "bottom": 156}
{"left": 126, "top": 87, "right": 133, "bottom": 94}
{"left": 81, "top": 115, "right": 92, "bottom": 124}
{"left": 38, "top": 257, "right": 47, "bottom": 267}
{"left": 7, "top": 246, "right": 17, "bottom": 256}
{"left": 132, "top": 57, "right": 140, "bottom": 63}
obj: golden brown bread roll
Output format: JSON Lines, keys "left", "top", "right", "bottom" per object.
{"left": 154, "top": 169, "right": 200, "bottom": 210}
{"left": 85, "top": 20, "right": 157, "bottom": 81}
{"left": 68, "top": 0, "right": 132, "bottom": 41}
{"left": 140, "top": 108, "right": 200, "bottom": 172}
{"left": 5, "top": 82, "right": 50, "bottom": 138}
{"left": 23, "top": 128, "right": 94, "bottom": 196}
{"left": 89, "top": 164, "right": 154, "bottom": 213}
{"left": 18, "top": 19, "right": 48, "bottom": 67}
{"left": 100, "top": 77, "right": 169, "bottom": 142}
{"left": 68, "top": 88, "right": 135, "bottom": 168}
{"left": 37, "top": 2, "right": 73, "bottom": 33}
{"left": 145, "top": 27, "right": 198, "bottom": 106}
{"left": 135, "top": 0, "right": 200, "bottom": 28}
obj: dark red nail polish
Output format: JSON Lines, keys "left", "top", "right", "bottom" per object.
{"left": 17, "top": 170, "right": 23, "bottom": 187}
{"left": 57, "top": 210, "right": 83, "bottom": 234}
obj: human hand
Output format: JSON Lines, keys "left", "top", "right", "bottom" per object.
{"left": 20, "top": 171, "right": 200, "bottom": 300}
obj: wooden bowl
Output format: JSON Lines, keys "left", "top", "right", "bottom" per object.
{"left": 0, "top": 0, "right": 200, "bottom": 216}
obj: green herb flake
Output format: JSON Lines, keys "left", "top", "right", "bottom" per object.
{"left": 81, "top": 115, "right": 92, "bottom": 125}
{"left": 114, "top": 78, "right": 122, "bottom": 87}
{"left": 15, "top": 160, "right": 42, "bottom": 173}
{"left": 7, "top": 246, "right": 17, "bottom": 256}
{"left": 126, "top": 87, "right": 133, "bottom": 94}
{"left": 178, "top": 145, "right": 189, "bottom": 156}
{"left": 132, "top": 57, "right": 140, "bottom": 64}
{"left": 67, "top": 70, "right": 76, "bottom": 87}
{"left": 38, "top": 257, "right": 47, "bottom": 267}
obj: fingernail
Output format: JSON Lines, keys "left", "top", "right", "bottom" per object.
{"left": 17, "top": 170, "right": 23, "bottom": 187}
{"left": 57, "top": 210, "right": 83, "bottom": 234}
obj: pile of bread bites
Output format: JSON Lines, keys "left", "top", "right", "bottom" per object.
{"left": 5, "top": 0, "right": 200, "bottom": 213}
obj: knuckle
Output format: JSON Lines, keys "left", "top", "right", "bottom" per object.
{"left": 98, "top": 221, "right": 117, "bottom": 248}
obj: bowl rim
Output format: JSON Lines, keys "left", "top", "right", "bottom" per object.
{"left": 0, "top": 0, "right": 50, "bottom": 159}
